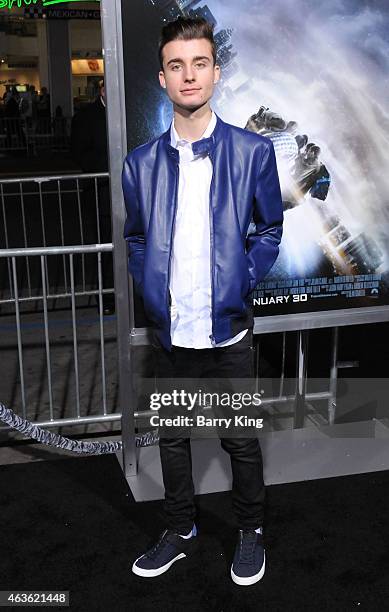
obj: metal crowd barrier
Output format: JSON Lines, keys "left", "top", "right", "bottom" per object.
{"left": 0, "top": 173, "right": 118, "bottom": 432}
{"left": 0, "top": 244, "right": 117, "bottom": 431}
{"left": 0, "top": 173, "right": 111, "bottom": 305}
{"left": 0, "top": 117, "right": 71, "bottom": 155}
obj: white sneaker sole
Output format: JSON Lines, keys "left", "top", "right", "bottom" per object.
{"left": 132, "top": 552, "right": 186, "bottom": 577}
{"left": 230, "top": 551, "right": 266, "bottom": 586}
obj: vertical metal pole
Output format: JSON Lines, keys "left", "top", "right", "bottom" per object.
{"left": 94, "top": 177, "right": 101, "bottom": 311}
{"left": 1, "top": 183, "right": 14, "bottom": 299}
{"left": 328, "top": 327, "right": 339, "bottom": 425}
{"left": 19, "top": 181, "right": 32, "bottom": 297}
{"left": 294, "top": 330, "right": 309, "bottom": 428}
{"left": 101, "top": 0, "right": 137, "bottom": 478}
{"left": 11, "top": 257, "right": 26, "bottom": 418}
{"left": 97, "top": 251, "right": 108, "bottom": 415}
{"left": 69, "top": 253, "right": 81, "bottom": 419}
{"left": 254, "top": 337, "right": 260, "bottom": 394}
{"left": 94, "top": 176, "right": 101, "bottom": 244}
{"left": 57, "top": 178, "right": 68, "bottom": 294}
{"left": 37, "top": 180, "right": 47, "bottom": 246}
{"left": 279, "top": 331, "right": 286, "bottom": 398}
{"left": 38, "top": 181, "right": 49, "bottom": 307}
{"left": 40, "top": 255, "right": 54, "bottom": 420}
{"left": 76, "top": 178, "right": 86, "bottom": 293}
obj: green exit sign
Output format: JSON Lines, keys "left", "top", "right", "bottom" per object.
{"left": 0, "top": 0, "right": 100, "bottom": 9}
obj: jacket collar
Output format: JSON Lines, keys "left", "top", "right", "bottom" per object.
{"left": 170, "top": 109, "right": 216, "bottom": 148}
{"left": 162, "top": 112, "right": 224, "bottom": 160}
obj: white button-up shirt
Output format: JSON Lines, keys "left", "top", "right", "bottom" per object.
{"left": 169, "top": 110, "right": 248, "bottom": 349}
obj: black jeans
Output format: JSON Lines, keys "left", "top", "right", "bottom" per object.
{"left": 152, "top": 328, "right": 265, "bottom": 533}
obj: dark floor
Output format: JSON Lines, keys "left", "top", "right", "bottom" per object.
{"left": 0, "top": 151, "right": 79, "bottom": 178}
{"left": 1, "top": 454, "right": 389, "bottom": 611}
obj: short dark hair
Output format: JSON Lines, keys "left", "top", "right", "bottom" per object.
{"left": 158, "top": 17, "right": 216, "bottom": 71}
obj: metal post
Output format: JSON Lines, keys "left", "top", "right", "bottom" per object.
{"left": 254, "top": 335, "right": 260, "bottom": 394}
{"left": 37, "top": 180, "right": 50, "bottom": 304}
{"left": 19, "top": 182, "right": 32, "bottom": 297}
{"left": 11, "top": 257, "right": 26, "bottom": 418}
{"left": 94, "top": 177, "right": 101, "bottom": 244}
{"left": 101, "top": 0, "right": 137, "bottom": 478}
{"left": 1, "top": 183, "right": 13, "bottom": 300}
{"left": 97, "top": 251, "right": 108, "bottom": 415}
{"left": 75, "top": 178, "right": 86, "bottom": 293}
{"left": 69, "top": 253, "right": 81, "bottom": 419}
{"left": 328, "top": 326, "right": 339, "bottom": 425}
{"left": 57, "top": 178, "right": 68, "bottom": 294}
{"left": 40, "top": 254, "right": 54, "bottom": 420}
{"left": 279, "top": 331, "right": 286, "bottom": 398}
{"left": 294, "top": 330, "right": 309, "bottom": 428}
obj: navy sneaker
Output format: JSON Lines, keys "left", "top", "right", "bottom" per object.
{"left": 231, "top": 529, "right": 265, "bottom": 586}
{"left": 132, "top": 525, "right": 197, "bottom": 577}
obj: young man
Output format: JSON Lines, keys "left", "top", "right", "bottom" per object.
{"left": 122, "top": 17, "right": 283, "bottom": 585}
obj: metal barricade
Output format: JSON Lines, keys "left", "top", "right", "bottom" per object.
{"left": 0, "top": 244, "right": 118, "bottom": 431}
{"left": 0, "top": 173, "right": 119, "bottom": 432}
{"left": 0, "top": 117, "right": 71, "bottom": 156}
{"left": 0, "top": 173, "right": 111, "bottom": 306}
{"left": 0, "top": 118, "right": 27, "bottom": 155}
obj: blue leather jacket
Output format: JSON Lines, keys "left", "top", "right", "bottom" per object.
{"left": 122, "top": 113, "right": 283, "bottom": 351}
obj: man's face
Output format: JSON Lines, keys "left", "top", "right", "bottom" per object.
{"left": 159, "top": 38, "right": 220, "bottom": 111}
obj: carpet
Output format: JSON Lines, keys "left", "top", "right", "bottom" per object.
{"left": 1, "top": 454, "right": 388, "bottom": 611}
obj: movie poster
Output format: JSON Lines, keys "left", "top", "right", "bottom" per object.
{"left": 121, "top": 0, "right": 389, "bottom": 318}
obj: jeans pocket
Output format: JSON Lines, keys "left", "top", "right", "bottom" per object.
{"left": 225, "top": 329, "right": 252, "bottom": 353}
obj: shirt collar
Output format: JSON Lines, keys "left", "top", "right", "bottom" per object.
{"left": 170, "top": 110, "right": 217, "bottom": 150}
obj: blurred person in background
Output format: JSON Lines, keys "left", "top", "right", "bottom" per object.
{"left": 71, "top": 79, "right": 114, "bottom": 316}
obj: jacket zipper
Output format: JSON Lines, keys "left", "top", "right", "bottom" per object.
{"left": 208, "top": 150, "right": 215, "bottom": 344}
{"left": 166, "top": 160, "right": 180, "bottom": 325}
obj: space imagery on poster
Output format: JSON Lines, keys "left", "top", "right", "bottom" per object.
{"left": 122, "top": 0, "right": 389, "bottom": 318}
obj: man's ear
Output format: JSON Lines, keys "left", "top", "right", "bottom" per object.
{"left": 213, "top": 64, "right": 221, "bottom": 84}
{"left": 159, "top": 70, "right": 166, "bottom": 89}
